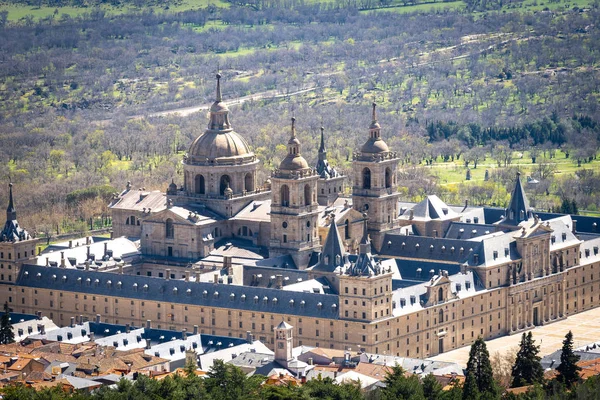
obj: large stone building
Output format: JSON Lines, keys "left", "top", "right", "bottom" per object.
{"left": 2, "top": 76, "right": 600, "bottom": 359}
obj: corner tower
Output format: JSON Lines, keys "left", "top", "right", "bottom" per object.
{"left": 351, "top": 103, "right": 400, "bottom": 251}
{"left": 269, "top": 118, "right": 320, "bottom": 269}
{"left": 0, "top": 183, "right": 39, "bottom": 284}
{"left": 175, "top": 74, "right": 269, "bottom": 217}
{"left": 316, "top": 127, "right": 345, "bottom": 206}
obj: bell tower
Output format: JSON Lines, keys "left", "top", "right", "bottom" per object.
{"left": 352, "top": 103, "right": 400, "bottom": 251}
{"left": 274, "top": 320, "right": 294, "bottom": 364}
{"left": 0, "top": 183, "right": 39, "bottom": 284}
{"left": 269, "top": 118, "right": 320, "bottom": 269}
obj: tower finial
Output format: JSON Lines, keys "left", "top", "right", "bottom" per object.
{"left": 372, "top": 102, "right": 377, "bottom": 123}
{"left": 291, "top": 117, "right": 296, "bottom": 139}
{"left": 319, "top": 126, "right": 326, "bottom": 153}
{"left": 215, "top": 73, "right": 222, "bottom": 102}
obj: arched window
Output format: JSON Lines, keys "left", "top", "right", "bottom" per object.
{"left": 280, "top": 185, "right": 290, "bottom": 207}
{"left": 195, "top": 174, "right": 205, "bottom": 194}
{"left": 438, "top": 287, "right": 444, "bottom": 302}
{"left": 344, "top": 219, "right": 350, "bottom": 240}
{"left": 166, "top": 219, "right": 174, "bottom": 239}
{"left": 244, "top": 173, "right": 254, "bottom": 192}
{"left": 304, "top": 184, "right": 311, "bottom": 206}
{"left": 385, "top": 167, "right": 392, "bottom": 189}
{"left": 220, "top": 175, "right": 231, "bottom": 196}
{"left": 363, "top": 168, "right": 371, "bottom": 189}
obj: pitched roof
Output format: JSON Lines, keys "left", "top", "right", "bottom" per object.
{"left": 500, "top": 173, "right": 531, "bottom": 226}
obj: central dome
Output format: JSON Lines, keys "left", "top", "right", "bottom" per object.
{"left": 187, "top": 130, "right": 252, "bottom": 162}
{"left": 361, "top": 137, "right": 389, "bottom": 154}
{"left": 185, "top": 74, "right": 255, "bottom": 165}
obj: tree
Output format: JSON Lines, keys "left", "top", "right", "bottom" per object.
{"left": 556, "top": 331, "right": 581, "bottom": 388}
{"left": 0, "top": 303, "right": 14, "bottom": 345}
{"left": 462, "top": 337, "right": 499, "bottom": 400}
{"left": 511, "top": 332, "right": 544, "bottom": 388}
{"left": 422, "top": 373, "right": 443, "bottom": 400}
{"left": 380, "top": 365, "right": 425, "bottom": 400}
{"left": 204, "top": 359, "right": 263, "bottom": 400}
{"left": 303, "top": 375, "right": 364, "bottom": 400}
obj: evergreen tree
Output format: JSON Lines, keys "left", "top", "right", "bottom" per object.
{"left": 422, "top": 373, "right": 443, "bottom": 400}
{"left": 462, "top": 337, "right": 499, "bottom": 400}
{"left": 380, "top": 365, "right": 425, "bottom": 400}
{"left": 511, "top": 332, "right": 544, "bottom": 387}
{"left": 556, "top": 330, "right": 581, "bottom": 388}
{"left": 0, "top": 303, "right": 14, "bottom": 345}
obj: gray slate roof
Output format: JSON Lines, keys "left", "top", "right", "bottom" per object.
{"left": 17, "top": 264, "right": 339, "bottom": 319}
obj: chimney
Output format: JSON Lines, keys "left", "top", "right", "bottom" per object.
{"left": 39, "top": 324, "right": 46, "bottom": 335}
{"left": 86, "top": 236, "right": 90, "bottom": 245}
{"left": 193, "top": 325, "right": 198, "bottom": 335}
{"left": 104, "top": 243, "right": 108, "bottom": 258}
{"left": 246, "top": 331, "right": 253, "bottom": 344}
{"left": 185, "top": 271, "right": 190, "bottom": 282}
{"left": 275, "top": 274, "right": 283, "bottom": 289}
{"left": 126, "top": 323, "right": 130, "bottom": 333}
{"left": 70, "top": 317, "right": 75, "bottom": 327}
{"left": 166, "top": 269, "right": 171, "bottom": 280}
{"left": 45, "top": 257, "right": 49, "bottom": 267}
{"left": 146, "top": 320, "right": 151, "bottom": 329}
{"left": 145, "top": 339, "right": 151, "bottom": 350}
{"left": 79, "top": 315, "right": 83, "bottom": 325}
{"left": 95, "top": 314, "right": 101, "bottom": 323}
{"left": 573, "top": 219, "right": 577, "bottom": 234}
{"left": 60, "top": 252, "right": 65, "bottom": 268}
{"left": 182, "top": 328, "right": 187, "bottom": 340}
{"left": 213, "top": 274, "right": 218, "bottom": 284}
{"left": 85, "top": 260, "right": 90, "bottom": 271}
{"left": 224, "top": 256, "right": 233, "bottom": 276}
{"left": 36, "top": 311, "right": 42, "bottom": 319}
{"left": 86, "top": 246, "right": 91, "bottom": 259}
{"left": 89, "top": 332, "right": 95, "bottom": 342}
{"left": 68, "top": 240, "right": 73, "bottom": 248}
{"left": 308, "top": 358, "right": 313, "bottom": 365}
{"left": 195, "top": 272, "right": 201, "bottom": 283}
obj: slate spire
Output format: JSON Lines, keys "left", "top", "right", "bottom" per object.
{"left": 505, "top": 172, "right": 530, "bottom": 225}
{"left": 6, "top": 183, "right": 16, "bottom": 222}
{"left": 312, "top": 215, "right": 348, "bottom": 272}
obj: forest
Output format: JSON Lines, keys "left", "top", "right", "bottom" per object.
{"left": 0, "top": 0, "right": 599, "bottom": 238}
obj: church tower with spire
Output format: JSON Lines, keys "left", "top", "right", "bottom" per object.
{"left": 174, "top": 74, "right": 270, "bottom": 218}
{"left": 269, "top": 118, "right": 320, "bottom": 269}
{"left": 315, "top": 127, "right": 345, "bottom": 207}
{"left": 351, "top": 103, "right": 401, "bottom": 251}
{"left": 0, "top": 183, "right": 39, "bottom": 284}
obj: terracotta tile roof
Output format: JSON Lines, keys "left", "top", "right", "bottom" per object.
{"left": 8, "top": 358, "right": 32, "bottom": 371}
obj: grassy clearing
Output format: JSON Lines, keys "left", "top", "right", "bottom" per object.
{"left": 0, "top": 0, "right": 228, "bottom": 21}
{"left": 430, "top": 150, "right": 600, "bottom": 186}
{"left": 362, "top": 0, "right": 465, "bottom": 13}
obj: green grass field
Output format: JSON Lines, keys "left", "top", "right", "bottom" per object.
{"left": 430, "top": 149, "right": 598, "bottom": 186}
{"left": 0, "top": 0, "right": 229, "bottom": 21}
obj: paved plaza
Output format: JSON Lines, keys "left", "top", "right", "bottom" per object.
{"left": 431, "top": 307, "right": 600, "bottom": 366}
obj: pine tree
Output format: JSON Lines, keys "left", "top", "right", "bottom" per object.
{"left": 556, "top": 330, "right": 581, "bottom": 388}
{"left": 511, "top": 332, "right": 544, "bottom": 387}
{"left": 381, "top": 365, "right": 425, "bottom": 400}
{"left": 422, "top": 373, "right": 443, "bottom": 400}
{"left": 0, "top": 302, "right": 14, "bottom": 345}
{"left": 462, "top": 337, "right": 499, "bottom": 400}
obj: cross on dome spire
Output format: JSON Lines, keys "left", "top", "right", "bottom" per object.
{"left": 215, "top": 73, "right": 222, "bottom": 102}
{"left": 208, "top": 74, "right": 231, "bottom": 132}
{"left": 369, "top": 102, "right": 381, "bottom": 139}
{"left": 287, "top": 117, "right": 301, "bottom": 155}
